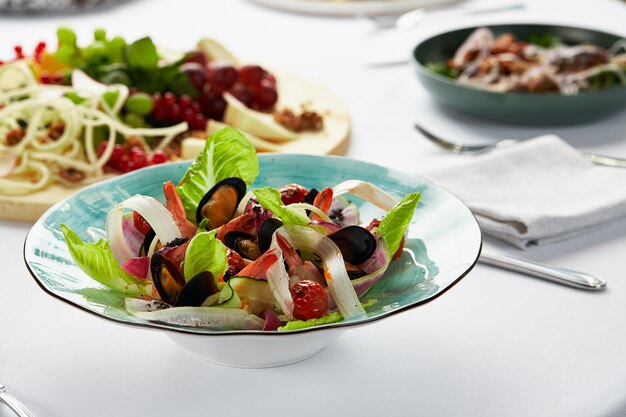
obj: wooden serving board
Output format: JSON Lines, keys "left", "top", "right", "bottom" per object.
{"left": 0, "top": 69, "right": 350, "bottom": 223}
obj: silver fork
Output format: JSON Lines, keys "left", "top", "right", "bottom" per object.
{"left": 0, "top": 383, "right": 35, "bottom": 417}
{"left": 415, "top": 123, "right": 626, "bottom": 168}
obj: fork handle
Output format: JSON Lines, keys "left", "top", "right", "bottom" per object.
{"left": 0, "top": 392, "right": 35, "bottom": 417}
{"left": 480, "top": 250, "right": 606, "bottom": 290}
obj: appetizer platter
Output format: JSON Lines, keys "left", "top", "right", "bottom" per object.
{"left": 24, "top": 127, "right": 481, "bottom": 367}
{"left": 0, "top": 28, "right": 350, "bottom": 221}
{"left": 246, "top": 0, "right": 464, "bottom": 16}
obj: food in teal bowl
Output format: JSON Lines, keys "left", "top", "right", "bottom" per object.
{"left": 24, "top": 128, "right": 481, "bottom": 367}
{"left": 413, "top": 24, "right": 626, "bottom": 125}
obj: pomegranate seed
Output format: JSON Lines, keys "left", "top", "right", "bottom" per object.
{"left": 111, "top": 144, "right": 125, "bottom": 162}
{"left": 151, "top": 150, "right": 167, "bottom": 164}
{"left": 183, "top": 108, "right": 196, "bottom": 125}
{"left": 162, "top": 92, "right": 176, "bottom": 107}
{"left": 192, "top": 113, "right": 207, "bottom": 130}
{"left": 179, "top": 95, "right": 192, "bottom": 110}
{"left": 167, "top": 103, "right": 181, "bottom": 121}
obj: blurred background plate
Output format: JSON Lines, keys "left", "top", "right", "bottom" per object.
{"left": 0, "top": 0, "right": 127, "bottom": 13}
{"left": 412, "top": 24, "right": 626, "bottom": 125}
{"left": 246, "top": 0, "right": 464, "bottom": 16}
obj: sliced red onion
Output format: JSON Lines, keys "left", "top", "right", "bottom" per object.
{"left": 327, "top": 264, "right": 389, "bottom": 310}
{"left": 127, "top": 305, "right": 264, "bottom": 330}
{"left": 309, "top": 220, "right": 341, "bottom": 235}
{"left": 121, "top": 257, "right": 150, "bottom": 279}
{"left": 358, "top": 230, "right": 391, "bottom": 274}
{"left": 272, "top": 225, "right": 366, "bottom": 320}
{"left": 333, "top": 180, "right": 399, "bottom": 212}
{"left": 0, "top": 153, "right": 17, "bottom": 178}
{"left": 122, "top": 216, "right": 145, "bottom": 256}
{"left": 107, "top": 195, "right": 182, "bottom": 265}
{"left": 261, "top": 310, "right": 284, "bottom": 331}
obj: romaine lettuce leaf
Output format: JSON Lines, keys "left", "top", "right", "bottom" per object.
{"left": 60, "top": 224, "right": 148, "bottom": 296}
{"left": 176, "top": 127, "right": 259, "bottom": 221}
{"left": 377, "top": 192, "right": 421, "bottom": 256}
{"left": 183, "top": 231, "right": 229, "bottom": 282}
{"left": 278, "top": 311, "right": 343, "bottom": 331}
{"left": 253, "top": 187, "right": 310, "bottom": 226}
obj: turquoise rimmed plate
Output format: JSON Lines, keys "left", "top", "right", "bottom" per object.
{"left": 24, "top": 154, "right": 481, "bottom": 368}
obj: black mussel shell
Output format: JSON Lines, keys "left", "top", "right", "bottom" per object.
{"left": 224, "top": 231, "right": 261, "bottom": 260}
{"left": 151, "top": 253, "right": 186, "bottom": 305}
{"left": 329, "top": 226, "right": 377, "bottom": 265}
{"left": 305, "top": 188, "right": 319, "bottom": 205}
{"left": 175, "top": 271, "right": 217, "bottom": 307}
{"left": 258, "top": 218, "right": 283, "bottom": 253}
{"left": 195, "top": 177, "right": 247, "bottom": 226}
{"left": 139, "top": 228, "right": 156, "bottom": 257}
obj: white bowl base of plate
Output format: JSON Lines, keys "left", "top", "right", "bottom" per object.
{"left": 167, "top": 328, "right": 346, "bottom": 368}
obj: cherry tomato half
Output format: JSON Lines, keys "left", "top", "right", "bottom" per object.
{"left": 290, "top": 280, "right": 328, "bottom": 320}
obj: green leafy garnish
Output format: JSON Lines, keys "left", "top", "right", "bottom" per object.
{"left": 126, "top": 37, "right": 159, "bottom": 70}
{"left": 425, "top": 61, "right": 460, "bottom": 79}
{"left": 377, "top": 192, "right": 421, "bottom": 256}
{"left": 60, "top": 224, "right": 148, "bottom": 296}
{"left": 279, "top": 312, "right": 343, "bottom": 331}
{"left": 586, "top": 67, "right": 626, "bottom": 91}
{"left": 183, "top": 232, "right": 229, "bottom": 282}
{"left": 253, "top": 187, "right": 310, "bottom": 226}
{"left": 528, "top": 33, "right": 559, "bottom": 48}
{"left": 176, "top": 127, "right": 259, "bottom": 221}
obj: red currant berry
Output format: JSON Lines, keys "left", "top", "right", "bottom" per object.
{"left": 151, "top": 150, "right": 167, "bottom": 164}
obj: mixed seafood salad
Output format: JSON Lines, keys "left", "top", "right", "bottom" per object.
{"left": 427, "top": 28, "right": 626, "bottom": 94}
{"left": 61, "top": 128, "right": 421, "bottom": 331}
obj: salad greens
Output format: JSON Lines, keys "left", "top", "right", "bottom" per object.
{"left": 253, "top": 187, "right": 310, "bottom": 226}
{"left": 61, "top": 224, "right": 149, "bottom": 296}
{"left": 377, "top": 192, "right": 421, "bottom": 255}
{"left": 176, "top": 127, "right": 259, "bottom": 221}
{"left": 183, "top": 232, "right": 229, "bottom": 282}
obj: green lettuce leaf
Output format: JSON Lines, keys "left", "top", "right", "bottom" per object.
{"left": 176, "top": 127, "right": 259, "bottom": 221}
{"left": 183, "top": 231, "right": 229, "bottom": 282}
{"left": 377, "top": 192, "right": 421, "bottom": 255}
{"left": 60, "top": 224, "right": 148, "bottom": 296}
{"left": 253, "top": 187, "right": 310, "bottom": 226}
{"left": 279, "top": 312, "right": 343, "bottom": 331}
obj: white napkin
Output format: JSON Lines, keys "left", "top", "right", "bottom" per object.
{"left": 423, "top": 135, "right": 626, "bottom": 248}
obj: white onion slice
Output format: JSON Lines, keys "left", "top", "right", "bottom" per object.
{"left": 127, "top": 304, "right": 264, "bottom": 330}
{"left": 265, "top": 250, "right": 295, "bottom": 320}
{"left": 333, "top": 180, "right": 399, "bottom": 212}
{"left": 272, "top": 225, "right": 366, "bottom": 320}
{"left": 106, "top": 195, "right": 182, "bottom": 265}
{"left": 289, "top": 203, "right": 332, "bottom": 222}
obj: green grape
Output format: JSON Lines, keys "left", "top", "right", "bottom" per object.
{"left": 124, "top": 93, "right": 154, "bottom": 116}
{"left": 106, "top": 36, "right": 127, "bottom": 62}
{"left": 57, "top": 27, "right": 77, "bottom": 45}
{"left": 123, "top": 113, "right": 145, "bottom": 128}
{"left": 94, "top": 28, "right": 107, "bottom": 42}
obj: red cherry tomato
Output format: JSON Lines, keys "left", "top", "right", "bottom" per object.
{"left": 132, "top": 211, "right": 151, "bottom": 235}
{"left": 290, "top": 280, "right": 328, "bottom": 320}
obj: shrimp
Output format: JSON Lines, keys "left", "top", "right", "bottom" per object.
{"left": 163, "top": 181, "right": 196, "bottom": 238}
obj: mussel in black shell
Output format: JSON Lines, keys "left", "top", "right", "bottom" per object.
{"left": 329, "top": 226, "right": 377, "bottom": 265}
{"left": 150, "top": 253, "right": 186, "bottom": 305}
{"left": 224, "top": 232, "right": 261, "bottom": 260}
{"left": 257, "top": 218, "right": 283, "bottom": 253}
{"left": 196, "top": 178, "right": 246, "bottom": 228}
{"left": 175, "top": 271, "right": 218, "bottom": 307}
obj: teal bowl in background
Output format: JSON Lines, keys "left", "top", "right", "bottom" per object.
{"left": 412, "top": 24, "right": 626, "bottom": 125}
{"left": 23, "top": 154, "right": 481, "bottom": 367}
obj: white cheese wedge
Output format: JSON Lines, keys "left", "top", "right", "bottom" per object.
{"left": 197, "top": 38, "right": 240, "bottom": 66}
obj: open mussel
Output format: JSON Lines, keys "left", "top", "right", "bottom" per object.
{"left": 176, "top": 271, "right": 218, "bottom": 307}
{"left": 224, "top": 232, "right": 261, "bottom": 260}
{"left": 329, "top": 225, "right": 377, "bottom": 265}
{"left": 196, "top": 177, "right": 246, "bottom": 228}
{"left": 257, "top": 218, "right": 283, "bottom": 253}
{"left": 151, "top": 253, "right": 218, "bottom": 307}
{"left": 151, "top": 253, "right": 186, "bottom": 305}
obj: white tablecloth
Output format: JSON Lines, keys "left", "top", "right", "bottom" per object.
{"left": 1, "top": 1, "right": 626, "bottom": 416}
